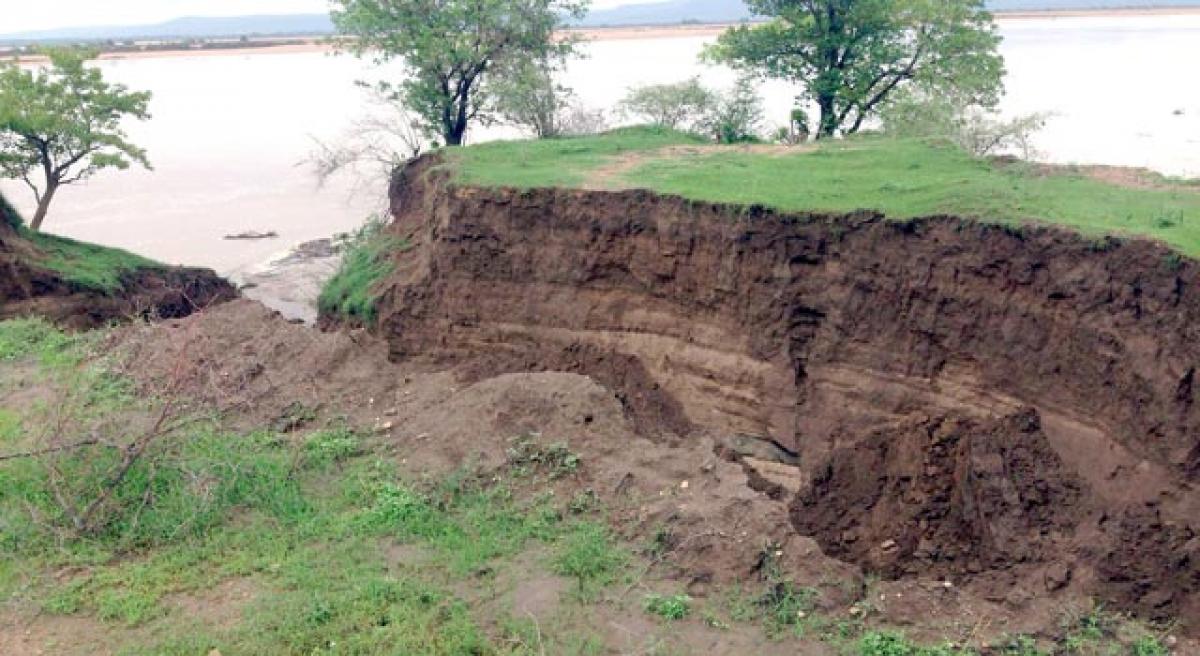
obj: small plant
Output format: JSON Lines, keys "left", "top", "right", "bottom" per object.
{"left": 644, "top": 593, "right": 691, "bottom": 621}
{"left": 550, "top": 521, "right": 627, "bottom": 598}
{"left": 761, "top": 581, "right": 818, "bottom": 638}
{"left": 1164, "top": 253, "right": 1185, "bottom": 272}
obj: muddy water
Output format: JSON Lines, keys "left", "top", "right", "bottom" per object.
{"left": 0, "top": 14, "right": 1197, "bottom": 275}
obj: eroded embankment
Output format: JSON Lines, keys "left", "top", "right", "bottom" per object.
{"left": 341, "top": 156, "right": 1200, "bottom": 630}
{"left": 0, "top": 218, "right": 235, "bottom": 328}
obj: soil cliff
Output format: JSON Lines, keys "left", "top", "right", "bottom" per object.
{"left": 337, "top": 155, "right": 1200, "bottom": 630}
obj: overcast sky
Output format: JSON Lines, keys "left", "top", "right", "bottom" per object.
{"left": 5, "top": 0, "right": 650, "bottom": 33}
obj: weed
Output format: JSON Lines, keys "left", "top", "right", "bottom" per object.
{"left": 644, "top": 593, "right": 691, "bottom": 621}
{"left": 1164, "top": 252, "right": 1185, "bottom": 272}
{"left": 761, "top": 581, "right": 819, "bottom": 638}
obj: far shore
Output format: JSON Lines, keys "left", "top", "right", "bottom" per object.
{"left": 6, "top": 6, "right": 1200, "bottom": 63}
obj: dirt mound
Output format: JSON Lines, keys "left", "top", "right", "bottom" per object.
{"left": 0, "top": 214, "right": 234, "bottom": 328}
{"left": 791, "top": 409, "right": 1082, "bottom": 581}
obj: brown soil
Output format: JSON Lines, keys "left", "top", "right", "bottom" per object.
{"left": 0, "top": 217, "right": 236, "bottom": 329}
{"left": 323, "top": 154, "right": 1200, "bottom": 636}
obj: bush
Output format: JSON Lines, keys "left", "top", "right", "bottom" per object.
{"left": 880, "top": 90, "right": 1048, "bottom": 159}
{"left": 702, "top": 75, "right": 765, "bottom": 144}
{"left": 618, "top": 77, "right": 716, "bottom": 131}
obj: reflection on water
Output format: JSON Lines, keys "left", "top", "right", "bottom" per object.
{"left": 1, "top": 14, "right": 1197, "bottom": 273}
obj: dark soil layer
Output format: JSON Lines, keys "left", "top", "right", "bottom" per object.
{"left": 0, "top": 217, "right": 235, "bottom": 328}
{"left": 326, "top": 155, "right": 1200, "bottom": 632}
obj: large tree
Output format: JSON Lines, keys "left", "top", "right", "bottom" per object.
{"left": 331, "top": 0, "right": 589, "bottom": 147}
{"left": 0, "top": 49, "right": 151, "bottom": 231}
{"left": 706, "top": 0, "right": 1004, "bottom": 139}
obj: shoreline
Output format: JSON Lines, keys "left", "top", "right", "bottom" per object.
{"left": 5, "top": 6, "right": 1200, "bottom": 62}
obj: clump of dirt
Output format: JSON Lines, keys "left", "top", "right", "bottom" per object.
{"left": 791, "top": 408, "right": 1082, "bottom": 581}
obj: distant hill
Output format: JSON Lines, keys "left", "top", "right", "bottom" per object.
{"left": 578, "top": 0, "right": 753, "bottom": 27}
{"left": 0, "top": 14, "right": 335, "bottom": 45}
{"left": 2, "top": 0, "right": 1200, "bottom": 45}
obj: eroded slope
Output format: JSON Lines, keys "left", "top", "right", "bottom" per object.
{"left": 340, "top": 155, "right": 1200, "bottom": 630}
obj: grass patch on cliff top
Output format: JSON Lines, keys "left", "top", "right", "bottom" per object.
{"left": 24, "top": 230, "right": 161, "bottom": 293}
{"left": 448, "top": 127, "right": 1200, "bottom": 257}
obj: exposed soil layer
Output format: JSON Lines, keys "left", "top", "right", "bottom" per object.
{"left": 333, "top": 155, "right": 1200, "bottom": 632}
{"left": 0, "top": 217, "right": 235, "bottom": 328}
{"left": 793, "top": 409, "right": 1082, "bottom": 581}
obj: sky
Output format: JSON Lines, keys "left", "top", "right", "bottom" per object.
{"left": 2, "top": 0, "right": 648, "bottom": 33}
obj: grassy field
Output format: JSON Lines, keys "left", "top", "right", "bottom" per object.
{"left": 447, "top": 127, "right": 1200, "bottom": 257}
{"left": 0, "top": 318, "right": 1175, "bottom": 655}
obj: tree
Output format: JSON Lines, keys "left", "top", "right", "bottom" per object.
{"left": 617, "top": 77, "right": 716, "bottom": 131}
{"left": 706, "top": 0, "right": 1004, "bottom": 139}
{"left": 0, "top": 48, "right": 151, "bottom": 231}
{"left": 331, "top": 0, "right": 589, "bottom": 147}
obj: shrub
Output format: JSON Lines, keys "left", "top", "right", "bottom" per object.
{"left": 880, "top": 89, "right": 1048, "bottom": 159}
{"left": 702, "top": 75, "right": 765, "bottom": 144}
{"left": 618, "top": 77, "right": 716, "bottom": 131}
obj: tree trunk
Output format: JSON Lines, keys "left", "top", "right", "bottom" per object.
{"left": 30, "top": 183, "right": 58, "bottom": 232}
{"left": 816, "top": 95, "right": 838, "bottom": 139}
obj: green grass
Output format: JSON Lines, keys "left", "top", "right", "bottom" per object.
{"left": 446, "top": 127, "right": 1200, "bottom": 257}
{"left": 448, "top": 125, "right": 706, "bottom": 188}
{"left": 318, "top": 218, "right": 407, "bottom": 325}
{"left": 23, "top": 229, "right": 161, "bottom": 293}
{"left": 0, "top": 319, "right": 636, "bottom": 653}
